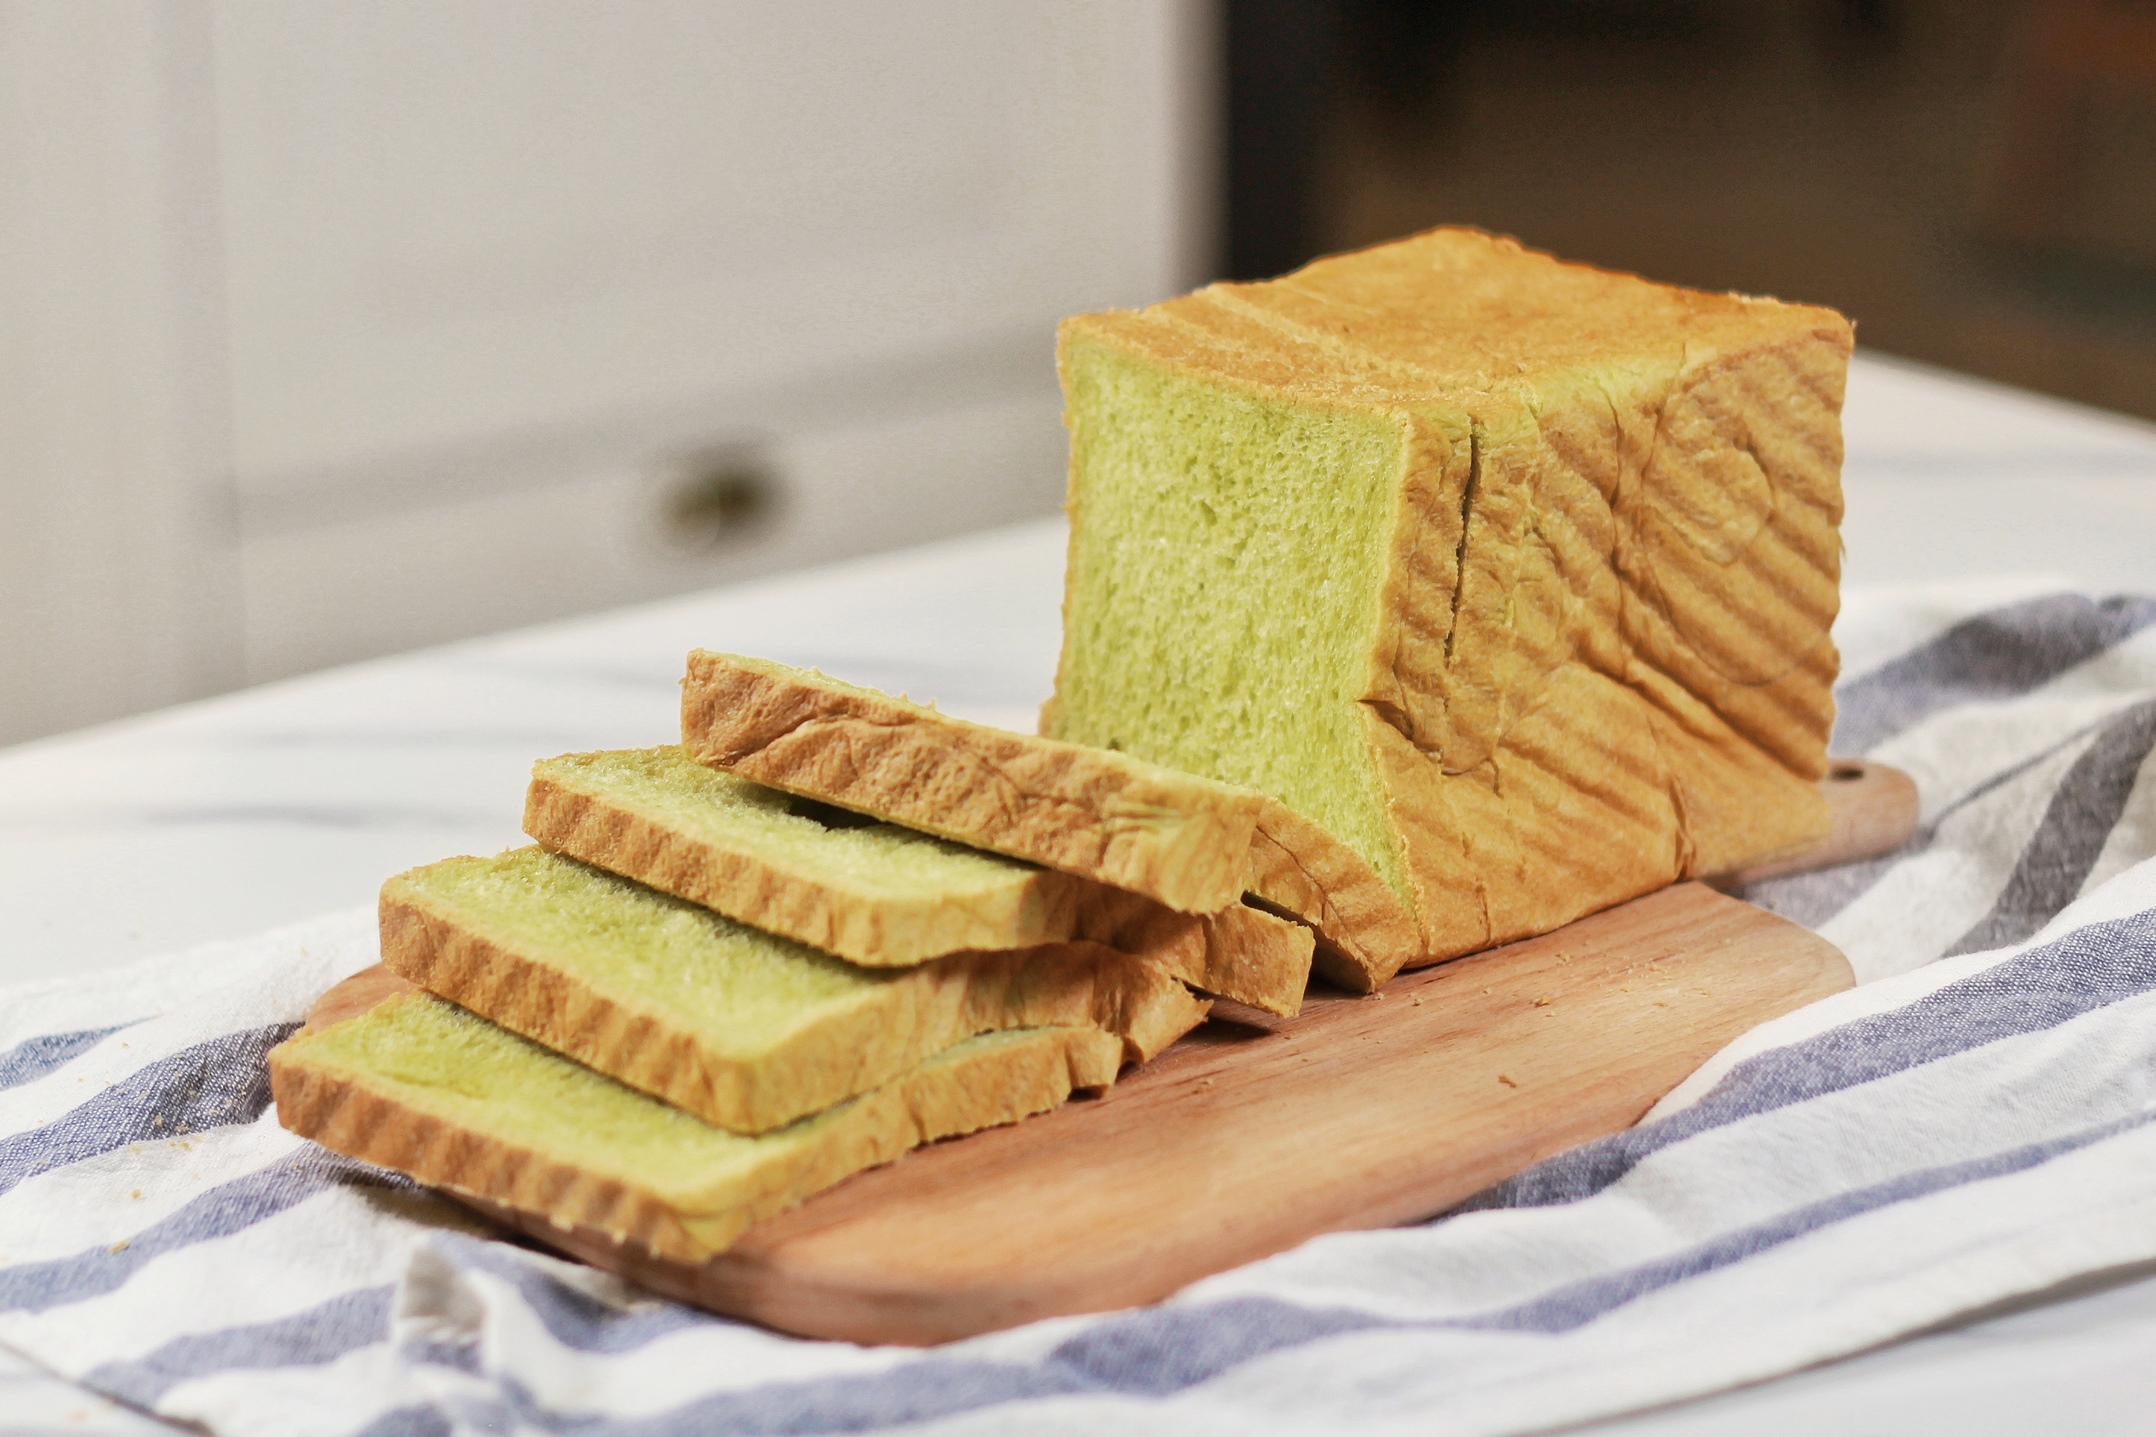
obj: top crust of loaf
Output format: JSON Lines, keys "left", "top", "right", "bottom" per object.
{"left": 1061, "top": 227, "right": 1848, "bottom": 408}
{"left": 681, "top": 651, "right": 1262, "bottom": 914}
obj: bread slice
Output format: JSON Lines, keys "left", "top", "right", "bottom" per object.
{"left": 676, "top": 653, "right": 1406, "bottom": 990}
{"left": 680, "top": 651, "right": 1260, "bottom": 915}
{"left": 1052, "top": 227, "right": 1849, "bottom": 971}
{"left": 268, "top": 991, "right": 1118, "bottom": 1263}
{"left": 381, "top": 847, "right": 1208, "bottom": 1134}
{"left": 527, "top": 745, "right": 1111, "bottom": 965}
{"left": 525, "top": 746, "right": 1314, "bottom": 1014}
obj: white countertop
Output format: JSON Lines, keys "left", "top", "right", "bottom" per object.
{"left": 5, "top": 350, "right": 2156, "bottom": 1432}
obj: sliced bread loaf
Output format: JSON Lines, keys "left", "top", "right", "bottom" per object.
{"left": 525, "top": 745, "right": 1314, "bottom": 1013}
{"left": 1052, "top": 227, "right": 1849, "bottom": 967}
{"left": 269, "top": 991, "right": 1117, "bottom": 1263}
{"left": 381, "top": 847, "right": 1208, "bottom": 1134}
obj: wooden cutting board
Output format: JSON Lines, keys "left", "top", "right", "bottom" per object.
{"left": 305, "top": 759, "right": 1912, "bottom": 1346}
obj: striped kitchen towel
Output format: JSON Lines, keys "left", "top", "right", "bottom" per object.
{"left": 5, "top": 579, "right": 2156, "bottom": 1437}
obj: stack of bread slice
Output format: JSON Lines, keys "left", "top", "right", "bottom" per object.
{"left": 269, "top": 684, "right": 1317, "bottom": 1265}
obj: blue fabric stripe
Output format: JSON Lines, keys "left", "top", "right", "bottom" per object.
{"left": 1832, "top": 593, "right": 2156, "bottom": 756}
{"left": 84, "top": 1287, "right": 394, "bottom": 1408}
{"left": 0, "top": 1025, "right": 297, "bottom": 1200}
{"left": 0, "top": 1025, "right": 132, "bottom": 1094}
{"left": 1947, "top": 699, "right": 2156, "bottom": 955}
{"left": 423, "top": 1236, "right": 716, "bottom": 1354}
{"left": 0, "top": 1150, "right": 417, "bottom": 1315}
{"left": 1464, "top": 903, "right": 2156, "bottom": 1212}
{"left": 351, "top": 1405, "right": 457, "bottom": 1437}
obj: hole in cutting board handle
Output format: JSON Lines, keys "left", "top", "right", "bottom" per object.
{"left": 1710, "top": 758, "right": 1920, "bottom": 889}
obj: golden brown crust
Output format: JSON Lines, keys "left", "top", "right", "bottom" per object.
{"left": 1191, "top": 902, "right": 1315, "bottom": 1016}
{"left": 379, "top": 881, "right": 1209, "bottom": 1135}
{"left": 680, "top": 651, "right": 1261, "bottom": 914}
{"left": 1063, "top": 230, "right": 1850, "bottom": 410}
{"left": 269, "top": 1022, "right": 1121, "bottom": 1264}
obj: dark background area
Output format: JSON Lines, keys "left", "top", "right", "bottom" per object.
{"left": 1225, "top": 0, "right": 2156, "bottom": 422}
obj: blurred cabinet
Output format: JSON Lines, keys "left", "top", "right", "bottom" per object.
{"left": 0, "top": 0, "right": 1213, "bottom": 741}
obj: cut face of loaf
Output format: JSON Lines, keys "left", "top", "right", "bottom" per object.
{"left": 526, "top": 746, "right": 1313, "bottom": 1014}
{"left": 680, "top": 651, "right": 1261, "bottom": 915}
{"left": 1052, "top": 227, "right": 1850, "bottom": 967}
{"left": 269, "top": 992, "right": 1118, "bottom": 1263}
{"left": 381, "top": 848, "right": 1208, "bottom": 1135}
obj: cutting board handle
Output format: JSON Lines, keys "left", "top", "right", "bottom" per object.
{"left": 1714, "top": 758, "right": 1918, "bottom": 888}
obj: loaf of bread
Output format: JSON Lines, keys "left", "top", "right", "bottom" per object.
{"left": 1051, "top": 227, "right": 1850, "bottom": 970}
{"left": 269, "top": 991, "right": 1118, "bottom": 1262}
{"left": 381, "top": 847, "right": 1207, "bottom": 1134}
{"left": 526, "top": 745, "right": 1313, "bottom": 1014}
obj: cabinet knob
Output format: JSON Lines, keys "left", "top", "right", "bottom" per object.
{"left": 663, "top": 450, "right": 781, "bottom": 550}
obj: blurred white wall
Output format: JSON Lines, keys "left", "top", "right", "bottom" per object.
{"left": 0, "top": 0, "right": 1216, "bottom": 745}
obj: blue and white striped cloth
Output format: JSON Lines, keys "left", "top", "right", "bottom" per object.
{"left": 6, "top": 579, "right": 2156, "bottom": 1437}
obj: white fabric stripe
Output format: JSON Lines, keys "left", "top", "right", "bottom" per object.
{"left": 1824, "top": 725, "right": 2101, "bottom": 981}
{"left": 1841, "top": 619, "right": 2156, "bottom": 827}
{"left": 156, "top": 1340, "right": 455, "bottom": 1437}
{"left": 0, "top": 1344, "right": 181, "bottom": 1435}
{"left": 1191, "top": 990, "right": 2156, "bottom": 1325}
{"left": 1120, "top": 1124, "right": 2156, "bottom": 1437}
{"left": 0, "top": 921, "right": 367, "bottom": 1139}
{"left": 1875, "top": 689, "right": 2135, "bottom": 827}
{"left": 0, "top": 1184, "right": 474, "bottom": 1373}
{"left": 0, "top": 1116, "right": 283, "bottom": 1265}
{"left": 0, "top": 911, "right": 371, "bottom": 1054}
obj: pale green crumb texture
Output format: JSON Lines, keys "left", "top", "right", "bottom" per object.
{"left": 1053, "top": 336, "right": 1409, "bottom": 899}
{"left": 289, "top": 992, "right": 1053, "bottom": 1206}
{"left": 398, "top": 847, "right": 899, "bottom": 1058}
{"left": 542, "top": 747, "right": 1041, "bottom": 902}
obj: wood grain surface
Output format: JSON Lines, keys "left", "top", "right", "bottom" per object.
{"left": 309, "top": 881, "right": 1854, "bottom": 1345}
